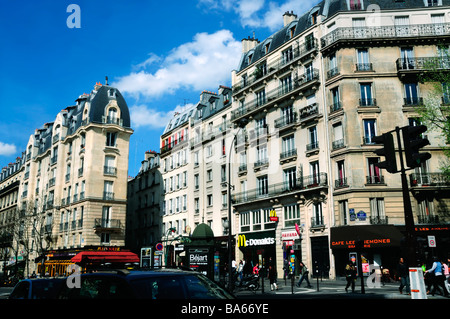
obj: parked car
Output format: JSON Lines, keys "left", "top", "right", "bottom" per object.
{"left": 9, "top": 278, "right": 65, "bottom": 299}
{"left": 57, "top": 269, "right": 234, "bottom": 299}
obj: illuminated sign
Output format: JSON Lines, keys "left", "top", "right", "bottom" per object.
{"left": 269, "top": 210, "right": 278, "bottom": 222}
{"left": 238, "top": 234, "right": 275, "bottom": 247}
{"left": 331, "top": 238, "right": 392, "bottom": 249}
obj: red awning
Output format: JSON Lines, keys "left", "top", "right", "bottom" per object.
{"left": 71, "top": 251, "right": 139, "bottom": 263}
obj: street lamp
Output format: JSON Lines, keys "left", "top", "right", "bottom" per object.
{"left": 227, "top": 118, "right": 248, "bottom": 290}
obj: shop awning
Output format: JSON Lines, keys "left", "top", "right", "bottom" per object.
{"left": 330, "top": 225, "right": 404, "bottom": 250}
{"left": 71, "top": 251, "right": 139, "bottom": 263}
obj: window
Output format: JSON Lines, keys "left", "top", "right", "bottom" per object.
{"left": 104, "top": 156, "right": 115, "bottom": 175}
{"left": 363, "top": 119, "right": 377, "bottom": 144}
{"left": 194, "top": 174, "right": 199, "bottom": 190}
{"left": 106, "top": 132, "right": 117, "bottom": 147}
{"left": 356, "top": 49, "right": 371, "bottom": 71}
{"left": 332, "top": 122, "right": 344, "bottom": 149}
{"left": 312, "top": 203, "right": 323, "bottom": 227}
{"left": 367, "top": 157, "right": 382, "bottom": 184}
{"left": 207, "top": 169, "right": 212, "bottom": 182}
{"left": 349, "top": 0, "right": 363, "bottom": 10}
{"left": 282, "top": 135, "right": 295, "bottom": 154}
{"left": 280, "top": 75, "right": 292, "bottom": 95}
{"left": 336, "top": 160, "right": 346, "bottom": 187}
{"left": 240, "top": 211, "right": 250, "bottom": 232}
{"left": 331, "top": 87, "right": 341, "bottom": 111}
{"left": 309, "top": 161, "right": 320, "bottom": 185}
{"left": 284, "top": 204, "right": 300, "bottom": 227}
{"left": 339, "top": 200, "right": 349, "bottom": 225}
{"left": 256, "top": 145, "right": 268, "bottom": 165}
{"left": 328, "top": 54, "right": 338, "bottom": 77}
{"left": 253, "top": 210, "right": 262, "bottom": 230}
{"left": 305, "top": 63, "right": 314, "bottom": 81}
{"left": 104, "top": 181, "right": 114, "bottom": 200}
{"left": 283, "top": 167, "right": 297, "bottom": 190}
{"left": 400, "top": 47, "right": 414, "bottom": 69}
{"left": 308, "top": 126, "right": 318, "bottom": 150}
{"left": 370, "top": 197, "right": 385, "bottom": 218}
{"left": 360, "top": 83, "right": 374, "bottom": 106}
{"left": 282, "top": 47, "right": 293, "bottom": 65}
{"left": 404, "top": 83, "right": 419, "bottom": 105}
{"left": 256, "top": 89, "right": 266, "bottom": 107}
{"left": 257, "top": 175, "right": 268, "bottom": 196}
{"left": 207, "top": 194, "right": 213, "bottom": 206}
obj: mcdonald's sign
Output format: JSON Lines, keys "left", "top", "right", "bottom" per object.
{"left": 269, "top": 209, "right": 278, "bottom": 222}
{"left": 237, "top": 234, "right": 247, "bottom": 248}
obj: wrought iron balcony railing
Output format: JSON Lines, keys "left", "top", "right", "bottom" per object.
{"left": 321, "top": 23, "right": 450, "bottom": 49}
{"left": 409, "top": 172, "right": 450, "bottom": 187}
{"left": 231, "top": 69, "right": 320, "bottom": 121}
{"left": 232, "top": 173, "right": 327, "bottom": 204}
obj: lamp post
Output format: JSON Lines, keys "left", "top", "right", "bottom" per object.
{"left": 227, "top": 119, "right": 248, "bottom": 290}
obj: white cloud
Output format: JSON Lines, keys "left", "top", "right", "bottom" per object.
{"left": 198, "top": 0, "right": 318, "bottom": 31}
{"left": 0, "top": 142, "right": 17, "bottom": 156}
{"left": 114, "top": 30, "right": 241, "bottom": 100}
{"left": 130, "top": 103, "right": 195, "bottom": 129}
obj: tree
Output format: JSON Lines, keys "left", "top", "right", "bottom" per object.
{"left": 417, "top": 44, "right": 450, "bottom": 176}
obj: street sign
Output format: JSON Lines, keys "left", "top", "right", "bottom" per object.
{"left": 155, "top": 242, "right": 163, "bottom": 251}
{"left": 428, "top": 235, "right": 436, "bottom": 248}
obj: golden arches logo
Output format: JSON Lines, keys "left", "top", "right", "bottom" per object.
{"left": 237, "top": 235, "right": 247, "bottom": 247}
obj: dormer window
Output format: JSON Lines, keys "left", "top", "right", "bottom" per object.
{"left": 289, "top": 26, "right": 296, "bottom": 38}
{"left": 425, "top": 0, "right": 441, "bottom": 6}
{"left": 108, "top": 89, "right": 116, "bottom": 98}
{"left": 348, "top": 0, "right": 363, "bottom": 10}
{"left": 248, "top": 53, "right": 253, "bottom": 64}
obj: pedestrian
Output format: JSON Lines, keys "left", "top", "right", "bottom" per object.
{"left": 425, "top": 257, "right": 449, "bottom": 297}
{"left": 296, "top": 262, "right": 312, "bottom": 288}
{"left": 238, "top": 260, "right": 244, "bottom": 282}
{"left": 253, "top": 263, "right": 260, "bottom": 275}
{"left": 344, "top": 261, "right": 356, "bottom": 293}
{"left": 268, "top": 265, "right": 278, "bottom": 291}
{"left": 397, "top": 257, "right": 410, "bottom": 295}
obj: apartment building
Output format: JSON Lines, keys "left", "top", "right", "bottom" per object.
{"left": 189, "top": 86, "right": 233, "bottom": 236}
{"left": 0, "top": 155, "right": 25, "bottom": 274}
{"left": 126, "top": 151, "right": 162, "bottom": 257}
{"left": 160, "top": 105, "right": 194, "bottom": 265}
{"left": 1, "top": 82, "right": 134, "bottom": 277}
{"left": 229, "top": 0, "right": 450, "bottom": 278}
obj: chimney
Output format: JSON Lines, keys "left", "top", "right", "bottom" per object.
{"left": 283, "top": 11, "right": 297, "bottom": 26}
{"left": 241, "top": 35, "right": 259, "bottom": 53}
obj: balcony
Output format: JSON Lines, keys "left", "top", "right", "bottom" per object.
{"left": 232, "top": 173, "right": 327, "bottom": 204}
{"left": 274, "top": 113, "right": 298, "bottom": 130}
{"left": 280, "top": 148, "right": 297, "bottom": 163}
{"left": 160, "top": 135, "right": 189, "bottom": 155}
{"left": 396, "top": 57, "right": 450, "bottom": 75}
{"left": 104, "top": 166, "right": 117, "bottom": 176}
{"left": 94, "top": 218, "right": 122, "bottom": 233}
{"left": 409, "top": 172, "right": 450, "bottom": 188}
{"left": 231, "top": 69, "right": 320, "bottom": 122}
{"left": 366, "top": 175, "right": 385, "bottom": 185}
{"left": 232, "top": 38, "right": 318, "bottom": 95}
{"left": 321, "top": 23, "right": 450, "bottom": 52}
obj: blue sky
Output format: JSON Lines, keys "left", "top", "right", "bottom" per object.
{"left": 0, "top": 0, "right": 319, "bottom": 176}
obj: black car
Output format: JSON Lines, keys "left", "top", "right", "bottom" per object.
{"left": 9, "top": 278, "right": 65, "bottom": 299}
{"left": 57, "top": 269, "right": 234, "bottom": 299}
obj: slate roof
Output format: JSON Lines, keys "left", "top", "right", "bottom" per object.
{"left": 236, "top": 0, "right": 450, "bottom": 72}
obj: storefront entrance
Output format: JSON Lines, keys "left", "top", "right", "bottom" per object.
{"left": 238, "top": 230, "right": 276, "bottom": 274}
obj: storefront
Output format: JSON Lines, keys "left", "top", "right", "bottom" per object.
{"left": 281, "top": 229, "right": 302, "bottom": 276}
{"left": 237, "top": 230, "right": 276, "bottom": 273}
{"left": 330, "top": 225, "right": 404, "bottom": 278}
{"left": 37, "top": 246, "right": 139, "bottom": 276}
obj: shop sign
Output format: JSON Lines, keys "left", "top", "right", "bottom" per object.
{"left": 237, "top": 234, "right": 275, "bottom": 247}
{"left": 269, "top": 210, "right": 278, "bottom": 222}
{"left": 282, "top": 230, "right": 300, "bottom": 241}
{"left": 331, "top": 238, "right": 392, "bottom": 249}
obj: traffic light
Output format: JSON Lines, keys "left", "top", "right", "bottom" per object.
{"left": 373, "top": 132, "right": 398, "bottom": 173}
{"left": 402, "top": 125, "right": 431, "bottom": 168}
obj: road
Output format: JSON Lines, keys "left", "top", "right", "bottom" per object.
{"left": 234, "top": 277, "right": 450, "bottom": 299}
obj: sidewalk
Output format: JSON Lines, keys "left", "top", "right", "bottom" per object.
{"left": 235, "top": 276, "right": 449, "bottom": 300}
